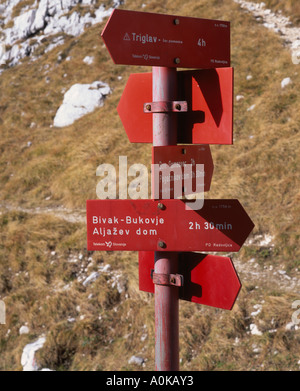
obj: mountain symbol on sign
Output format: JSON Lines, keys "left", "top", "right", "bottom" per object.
{"left": 123, "top": 33, "right": 130, "bottom": 41}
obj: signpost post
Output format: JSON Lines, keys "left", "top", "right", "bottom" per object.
{"left": 152, "top": 66, "right": 179, "bottom": 371}
{"left": 87, "top": 8, "right": 254, "bottom": 371}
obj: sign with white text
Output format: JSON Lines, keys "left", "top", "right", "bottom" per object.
{"left": 152, "top": 144, "right": 214, "bottom": 198}
{"left": 139, "top": 251, "right": 241, "bottom": 310}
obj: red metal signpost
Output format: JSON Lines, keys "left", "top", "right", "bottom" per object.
{"left": 139, "top": 252, "right": 241, "bottom": 310}
{"left": 88, "top": 8, "right": 254, "bottom": 371}
{"left": 101, "top": 9, "right": 230, "bottom": 68}
{"left": 117, "top": 68, "right": 234, "bottom": 145}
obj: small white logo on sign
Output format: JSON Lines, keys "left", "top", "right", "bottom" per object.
{"left": 123, "top": 33, "right": 131, "bottom": 41}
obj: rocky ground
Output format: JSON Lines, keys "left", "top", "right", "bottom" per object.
{"left": 234, "top": 0, "right": 300, "bottom": 64}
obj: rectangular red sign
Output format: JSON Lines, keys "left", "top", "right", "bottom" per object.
{"left": 86, "top": 199, "right": 254, "bottom": 252}
{"left": 152, "top": 145, "right": 214, "bottom": 198}
{"left": 102, "top": 9, "right": 230, "bottom": 68}
{"left": 177, "top": 68, "right": 233, "bottom": 144}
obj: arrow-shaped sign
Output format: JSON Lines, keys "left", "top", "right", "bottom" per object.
{"left": 102, "top": 9, "right": 230, "bottom": 68}
{"left": 86, "top": 199, "right": 254, "bottom": 252}
{"left": 117, "top": 68, "right": 233, "bottom": 145}
{"left": 152, "top": 145, "right": 214, "bottom": 198}
{"left": 139, "top": 251, "right": 241, "bottom": 310}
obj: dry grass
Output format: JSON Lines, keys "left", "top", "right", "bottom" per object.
{"left": 0, "top": 0, "right": 299, "bottom": 371}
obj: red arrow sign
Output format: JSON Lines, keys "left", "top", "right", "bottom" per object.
{"left": 152, "top": 145, "right": 214, "bottom": 198}
{"left": 139, "top": 251, "right": 241, "bottom": 310}
{"left": 86, "top": 199, "right": 254, "bottom": 252}
{"left": 117, "top": 68, "right": 233, "bottom": 145}
{"left": 102, "top": 9, "right": 230, "bottom": 68}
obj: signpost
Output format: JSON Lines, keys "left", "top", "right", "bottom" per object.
{"left": 117, "top": 68, "right": 234, "bottom": 145}
{"left": 152, "top": 144, "right": 214, "bottom": 196}
{"left": 139, "top": 252, "right": 241, "bottom": 310}
{"left": 102, "top": 9, "right": 230, "bottom": 68}
{"left": 87, "top": 8, "right": 255, "bottom": 371}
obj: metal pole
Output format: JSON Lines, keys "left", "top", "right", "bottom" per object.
{"left": 152, "top": 66, "right": 179, "bottom": 371}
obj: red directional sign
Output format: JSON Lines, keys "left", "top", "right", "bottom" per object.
{"left": 139, "top": 251, "right": 241, "bottom": 310}
{"left": 117, "top": 68, "right": 233, "bottom": 145}
{"left": 86, "top": 199, "right": 254, "bottom": 252}
{"left": 102, "top": 9, "right": 230, "bottom": 68}
{"left": 152, "top": 145, "right": 214, "bottom": 198}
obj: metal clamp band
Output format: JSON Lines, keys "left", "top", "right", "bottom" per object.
{"left": 151, "top": 270, "right": 184, "bottom": 287}
{"left": 144, "top": 100, "right": 188, "bottom": 113}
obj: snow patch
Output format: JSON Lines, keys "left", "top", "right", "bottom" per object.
{"left": 249, "top": 324, "right": 263, "bottom": 336}
{"left": 128, "top": 355, "right": 145, "bottom": 366}
{"left": 247, "top": 233, "right": 275, "bottom": 247}
{"left": 251, "top": 304, "right": 262, "bottom": 317}
{"left": 285, "top": 322, "right": 299, "bottom": 331}
{"left": 78, "top": 261, "right": 125, "bottom": 294}
{"left": 281, "top": 77, "right": 292, "bottom": 88}
{"left": 259, "top": 234, "right": 274, "bottom": 247}
{"left": 247, "top": 104, "right": 256, "bottom": 111}
{"left": 19, "top": 325, "right": 30, "bottom": 335}
{"left": 83, "top": 55, "right": 94, "bottom": 65}
{"left": 82, "top": 271, "right": 100, "bottom": 287}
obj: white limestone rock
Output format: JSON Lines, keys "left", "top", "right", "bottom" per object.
{"left": 0, "top": 0, "right": 121, "bottom": 72}
{"left": 53, "top": 81, "right": 111, "bottom": 127}
{"left": 281, "top": 77, "right": 292, "bottom": 88}
{"left": 21, "top": 336, "right": 46, "bottom": 371}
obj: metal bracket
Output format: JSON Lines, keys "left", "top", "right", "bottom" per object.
{"left": 144, "top": 100, "right": 188, "bottom": 113}
{"left": 151, "top": 270, "right": 184, "bottom": 287}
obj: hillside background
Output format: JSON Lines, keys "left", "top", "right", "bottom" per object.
{"left": 0, "top": 0, "right": 299, "bottom": 371}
